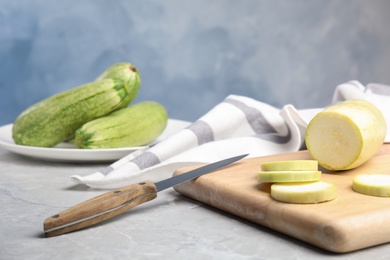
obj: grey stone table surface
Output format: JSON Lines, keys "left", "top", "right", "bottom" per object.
{"left": 1, "top": 148, "right": 390, "bottom": 260}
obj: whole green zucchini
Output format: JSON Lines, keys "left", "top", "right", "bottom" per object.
{"left": 12, "top": 63, "right": 141, "bottom": 147}
{"left": 74, "top": 101, "right": 168, "bottom": 149}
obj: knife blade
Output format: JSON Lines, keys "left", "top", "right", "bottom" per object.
{"left": 43, "top": 154, "right": 248, "bottom": 237}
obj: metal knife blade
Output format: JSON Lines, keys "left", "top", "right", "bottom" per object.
{"left": 44, "top": 154, "right": 248, "bottom": 237}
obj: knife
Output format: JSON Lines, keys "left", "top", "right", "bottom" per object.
{"left": 43, "top": 154, "right": 248, "bottom": 237}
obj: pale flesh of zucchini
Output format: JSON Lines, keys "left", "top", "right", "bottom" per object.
{"left": 305, "top": 99, "right": 387, "bottom": 171}
{"left": 261, "top": 160, "right": 318, "bottom": 171}
{"left": 257, "top": 170, "right": 321, "bottom": 183}
{"left": 352, "top": 174, "right": 390, "bottom": 197}
{"left": 271, "top": 181, "right": 337, "bottom": 204}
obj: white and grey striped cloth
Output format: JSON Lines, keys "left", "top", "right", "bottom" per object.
{"left": 71, "top": 80, "right": 390, "bottom": 189}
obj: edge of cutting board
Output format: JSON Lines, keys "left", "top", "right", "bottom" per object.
{"left": 173, "top": 144, "right": 390, "bottom": 253}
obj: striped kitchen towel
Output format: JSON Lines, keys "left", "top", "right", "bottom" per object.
{"left": 71, "top": 80, "right": 390, "bottom": 189}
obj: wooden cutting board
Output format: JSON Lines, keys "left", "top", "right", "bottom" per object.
{"left": 173, "top": 144, "right": 390, "bottom": 253}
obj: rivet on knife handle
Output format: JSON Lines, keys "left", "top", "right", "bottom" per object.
{"left": 43, "top": 154, "right": 248, "bottom": 237}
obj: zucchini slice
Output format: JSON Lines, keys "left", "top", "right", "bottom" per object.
{"left": 352, "top": 174, "right": 390, "bottom": 197}
{"left": 271, "top": 181, "right": 337, "bottom": 204}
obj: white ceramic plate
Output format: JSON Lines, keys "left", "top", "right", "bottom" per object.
{"left": 0, "top": 119, "right": 190, "bottom": 162}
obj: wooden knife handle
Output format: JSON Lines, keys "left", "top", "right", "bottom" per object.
{"left": 44, "top": 180, "right": 157, "bottom": 237}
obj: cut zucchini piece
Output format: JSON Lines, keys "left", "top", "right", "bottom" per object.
{"left": 257, "top": 170, "right": 321, "bottom": 183}
{"left": 352, "top": 174, "right": 390, "bottom": 197}
{"left": 261, "top": 160, "right": 318, "bottom": 171}
{"left": 305, "top": 99, "right": 386, "bottom": 171}
{"left": 271, "top": 181, "right": 337, "bottom": 204}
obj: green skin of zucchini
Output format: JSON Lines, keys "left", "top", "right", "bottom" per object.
{"left": 95, "top": 62, "right": 140, "bottom": 83}
{"left": 74, "top": 101, "right": 168, "bottom": 149}
{"left": 12, "top": 63, "right": 141, "bottom": 147}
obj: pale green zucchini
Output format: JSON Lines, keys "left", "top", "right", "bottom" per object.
{"left": 12, "top": 62, "right": 141, "bottom": 147}
{"left": 74, "top": 101, "right": 168, "bottom": 149}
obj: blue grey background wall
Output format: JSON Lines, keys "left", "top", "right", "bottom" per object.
{"left": 1, "top": 0, "right": 390, "bottom": 125}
